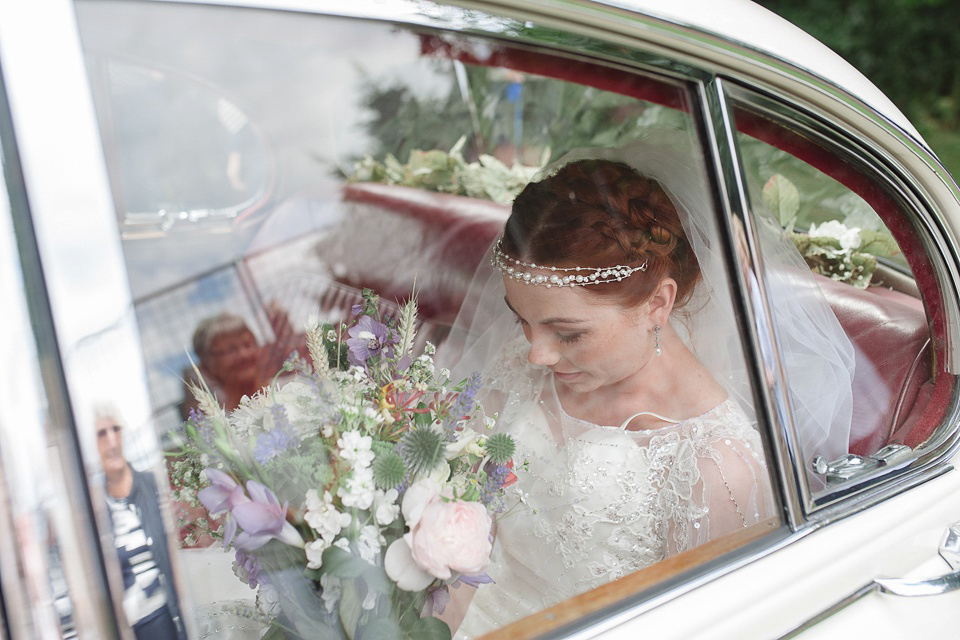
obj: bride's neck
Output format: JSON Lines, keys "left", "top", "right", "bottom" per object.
{"left": 557, "top": 335, "right": 725, "bottom": 429}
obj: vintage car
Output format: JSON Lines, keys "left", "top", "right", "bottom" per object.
{"left": 1, "top": 0, "right": 959, "bottom": 638}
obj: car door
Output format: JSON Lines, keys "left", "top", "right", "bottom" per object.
{"left": 1, "top": 1, "right": 959, "bottom": 639}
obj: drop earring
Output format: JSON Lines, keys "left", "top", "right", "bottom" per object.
{"left": 654, "top": 325, "right": 662, "bottom": 356}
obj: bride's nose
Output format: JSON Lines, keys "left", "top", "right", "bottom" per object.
{"left": 527, "top": 336, "right": 560, "bottom": 367}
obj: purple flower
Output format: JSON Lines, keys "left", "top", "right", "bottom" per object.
{"left": 233, "top": 549, "right": 262, "bottom": 588}
{"left": 197, "top": 469, "right": 248, "bottom": 546}
{"left": 232, "top": 481, "right": 305, "bottom": 550}
{"left": 456, "top": 572, "right": 494, "bottom": 588}
{"left": 346, "top": 315, "right": 392, "bottom": 365}
{"left": 198, "top": 469, "right": 246, "bottom": 515}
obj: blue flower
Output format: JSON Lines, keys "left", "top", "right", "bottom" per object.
{"left": 254, "top": 425, "right": 299, "bottom": 465}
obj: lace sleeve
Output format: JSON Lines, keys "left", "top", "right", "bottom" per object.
{"left": 666, "top": 405, "right": 774, "bottom": 556}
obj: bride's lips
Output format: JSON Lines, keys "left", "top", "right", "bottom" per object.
{"left": 553, "top": 370, "right": 581, "bottom": 382}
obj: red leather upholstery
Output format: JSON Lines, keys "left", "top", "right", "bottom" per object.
{"left": 816, "top": 275, "right": 932, "bottom": 456}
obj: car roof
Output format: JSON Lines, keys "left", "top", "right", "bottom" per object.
{"left": 601, "top": 0, "right": 921, "bottom": 140}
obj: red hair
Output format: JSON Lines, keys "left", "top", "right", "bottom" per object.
{"left": 503, "top": 159, "right": 701, "bottom": 308}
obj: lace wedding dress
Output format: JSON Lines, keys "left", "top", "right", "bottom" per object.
{"left": 455, "top": 337, "right": 774, "bottom": 638}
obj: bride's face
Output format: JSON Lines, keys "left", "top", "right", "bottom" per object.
{"left": 503, "top": 275, "right": 656, "bottom": 394}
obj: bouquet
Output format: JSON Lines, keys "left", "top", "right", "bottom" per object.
{"left": 172, "top": 289, "right": 517, "bottom": 639}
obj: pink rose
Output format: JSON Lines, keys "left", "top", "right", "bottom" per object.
{"left": 410, "top": 500, "right": 492, "bottom": 580}
{"left": 401, "top": 478, "right": 442, "bottom": 527}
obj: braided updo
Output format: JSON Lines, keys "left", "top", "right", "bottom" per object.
{"left": 502, "top": 159, "right": 701, "bottom": 309}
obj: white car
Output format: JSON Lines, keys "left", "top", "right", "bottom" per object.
{"left": 1, "top": 1, "right": 958, "bottom": 638}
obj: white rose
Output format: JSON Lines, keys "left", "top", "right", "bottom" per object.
{"left": 445, "top": 428, "right": 479, "bottom": 460}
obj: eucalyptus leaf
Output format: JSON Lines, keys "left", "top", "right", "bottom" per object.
{"left": 339, "top": 582, "right": 363, "bottom": 640}
{"left": 762, "top": 174, "right": 801, "bottom": 229}
{"left": 858, "top": 229, "right": 900, "bottom": 257}
{"left": 410, "top": 617, "right": 452, "bottom": 640}
{"left": 323, "top": 546, "right": 369, "bottom": 578}
{"left": 359, "top": 618, "right": 406, "bottom": 640}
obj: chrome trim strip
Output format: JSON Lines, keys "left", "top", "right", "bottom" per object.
{"left": 778, "top": 582, "right": 878, "bottom": 640}
{"left": 0, "top": 43, "right": 119, "bottom": 640}
{"left": 0, "top": 0, "right": 156, "bottom": 636}
{"left": 698, "top": 77, "right": 806, "bottom": 528}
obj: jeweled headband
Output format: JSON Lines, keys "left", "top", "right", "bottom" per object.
{"left": 492, "top": 236, "right": 648, "bottom": 288}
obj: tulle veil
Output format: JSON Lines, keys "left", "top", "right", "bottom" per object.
{"left": 439, "top": 130, "right": 855, "bottom": 491}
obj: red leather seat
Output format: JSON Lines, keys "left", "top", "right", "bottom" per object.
{"left": 816, "top": 276, "right": 932, "bottom": 456}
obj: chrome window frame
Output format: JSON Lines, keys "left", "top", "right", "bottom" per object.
{"left": 720, "top": 82, "right": 960, "bottom": 519}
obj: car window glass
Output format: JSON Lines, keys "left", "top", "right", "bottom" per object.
{"left": 76, "top": 2, "right": 780, "bottom": 637}
{"left": 731, "top": 98, "right": 944, "bottom": 503}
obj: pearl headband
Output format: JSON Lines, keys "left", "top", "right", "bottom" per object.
{"left": 492, "top": 236, "right": 648, "bottom": 288}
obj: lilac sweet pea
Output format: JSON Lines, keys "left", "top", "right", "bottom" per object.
{"left": 232, "top": 480, "right": 305, "bottom": 550}
{"left": 197, "top": 468, "right": 246, "bottom": 514}
{"left": 198, "top": 468, "right": 249, "bottom": 546}
{"left": 346, "top": 315, "right": 392, "bottom": 366}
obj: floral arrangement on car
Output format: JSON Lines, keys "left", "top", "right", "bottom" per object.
{"left": 762, "top": 173, "right": 900, "bottom": 288}
{"left": 173, "top": 289, "right": 516, "bottom": 640}
{"left": 347, "top": 135, "right": 543, "bottom": 206}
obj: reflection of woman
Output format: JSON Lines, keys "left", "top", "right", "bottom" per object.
{"left": 443, "top": 138, "right": 851, "bottom": 636}
{"left": 180, "top": 304, "right": 304, "bottom": 418}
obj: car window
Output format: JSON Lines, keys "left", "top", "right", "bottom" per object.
{"left": 75, "top": 2, "right": 783, "bottom": 638}
{"left": 729, "top": 89, "right": 952, "bottom": 506}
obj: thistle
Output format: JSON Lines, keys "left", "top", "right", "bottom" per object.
{"left": 485, "top": 433, "right": 516, "bottom": 465}
{"left": 372, "top": 451, "right": 407, "bottom": 489}
{"left": 398, "top": 427, "right": 445, "bottom": 477}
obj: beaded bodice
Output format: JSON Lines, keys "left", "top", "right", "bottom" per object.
{"left": 455, "top": 339, "right": 772, "bottom": 638}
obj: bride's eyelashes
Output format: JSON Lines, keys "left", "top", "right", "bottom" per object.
{"left": 557, "top": 332, "right": 584, "bottom": 344}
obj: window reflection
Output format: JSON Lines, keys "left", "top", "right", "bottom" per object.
{"left": 77, "top": 3, "right": 780, "bottom": 638}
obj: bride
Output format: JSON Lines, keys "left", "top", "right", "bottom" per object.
{"left": 441, "top": 137, "right": 853, "bottom": 636}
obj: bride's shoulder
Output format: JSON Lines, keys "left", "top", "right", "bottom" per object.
{"left": 681, "top": 398, "right": 762, "bottom": 449}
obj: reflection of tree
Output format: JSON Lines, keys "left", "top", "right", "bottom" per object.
{"left": 357, "top": 61, "right": 678, "bottom": 168}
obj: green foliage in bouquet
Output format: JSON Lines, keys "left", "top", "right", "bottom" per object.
{"left": 171, "top": 289, "right": 517, "bottom": 639}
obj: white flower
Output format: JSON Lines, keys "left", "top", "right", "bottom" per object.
{"left": 350, "top": 366, "right": 367, "bottom": 381}
{"left": 305, "top": 537, "right": 331, "bottom": 569}
{"left": 809, "top": 220, "right": 862, "bottom": 251}
{"left": 320, "top": 574, "right": 341, "bottom": 613}
{"left": 357, "top": 524, "right": 385, "bottom": 565}
{"left": 337, "top": 430, "right": 375, "bottom": 467}
{"left": 338, "top": 466, "right": 376, "bottom": 510}
{"left": 372, "top": 488, "right": 400, "bottom": 526}
{"left": 512, "top": 485, "right": 530, "bottom": 505}
{"left": 362, "top": 406, "right": 384, "bottom": 425}
{"left": 304, "top": 489, "right": 352, "bottom": 542}
{"left": 424, "top": 462, "right": 451, "bottom": 485}
{"left": 333, "top": 537, "right": 351, "bottom": 552}
{"left": 445, "top": 428, "right": 484, "bottom": 459}
{"left": 256, "top": 583, "right": 282, "bottom": 618}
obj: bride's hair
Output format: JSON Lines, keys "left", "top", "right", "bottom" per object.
{"left": 502, "top": 158, "right": 702, "bottom": 309}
